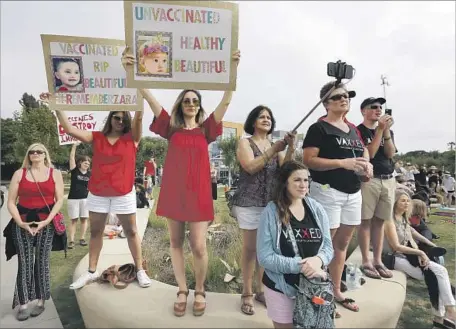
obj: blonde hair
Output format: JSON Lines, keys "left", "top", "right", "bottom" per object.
{"left": 21, "top": 143, "right": 54, "bottom": 169}
{"left": 411, "top": 199, "right": 427, "bottom": 219}
{"left": 393, "top": 189, "right": 412, "bottom": 220}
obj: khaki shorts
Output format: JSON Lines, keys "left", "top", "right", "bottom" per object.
{"left": 361, "top": 178, "right": 396, "bottom": 220}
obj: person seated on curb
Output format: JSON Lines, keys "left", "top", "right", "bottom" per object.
{"left": 135, "top": 184, "right": 150, "bottom": 209}
{"left": 356, "top": 96, "right": 396, "bottom": 280}
{"left": 257, "top": 161, "right": 334, "bottom": 329}
{"left": 383, "top": 189, "right": 455, "bottom": 329}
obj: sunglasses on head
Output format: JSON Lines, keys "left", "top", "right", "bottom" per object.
{"left": 28, "top": 150, "right": 44, "bottom": 155}
{"left": 182, "top": 98, "right": 200, "bottom": 106}
{"left": 112, "top": 115, "right": 127, "bottom": 122}
{"left": 328, "top": 93, "right": 351, "bottom": 102}
{"left": 369, "top": 105, "right": 382, "bottom": 110}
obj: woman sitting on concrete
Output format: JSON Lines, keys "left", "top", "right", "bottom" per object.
{"left": 257, "top": 161, "right": 334, "bottom": 328}
{"left": 383, "top": 189, "right": 455, "bottom": 329}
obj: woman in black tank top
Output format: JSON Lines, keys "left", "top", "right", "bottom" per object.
{"left": 67, "top": 142, "right": 91, "bottom": 249}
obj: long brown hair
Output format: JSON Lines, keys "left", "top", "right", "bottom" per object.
{"left": 101, "top": 111, "right": 132, "bottom": 135}
{"left": 170, "top": 89, "right": 206, "bottom": 132}
{"left": 273, "top": 161, "right": 308, "bottom": 225}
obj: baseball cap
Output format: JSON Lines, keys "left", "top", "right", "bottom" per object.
{"left": 360, "top": 97, "right": 386, "bottom": 109}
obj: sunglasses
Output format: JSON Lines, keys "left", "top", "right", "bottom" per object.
{"left": 182, "top": 98, "right": 200, "bottom": 106}
{"left": 328, "top": 94, "right": 351, "bottom": 102}
{"left": 112, "top": 115, "right": 128, "bottom": 123}
{"left": 28, "top": 150, "right": 44, "bottom": 155}
{"left": 369, "top": 105, "right": 382, "bottom": 110}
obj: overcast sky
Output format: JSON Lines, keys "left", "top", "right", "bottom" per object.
{"left": 1, "top": 1, "right": 454, "bottom": 153}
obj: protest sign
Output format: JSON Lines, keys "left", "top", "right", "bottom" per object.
{"left": 41, "top": 34, "right": 143, "bottom": 111}
{"left": 55, "top": 111, "right": 107, "bottom": 145}
{"left": 123, "top": 1, "right": 239, "bottom": 91}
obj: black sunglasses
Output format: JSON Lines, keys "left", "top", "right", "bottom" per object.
{"left": 328, "top": 93, "right": 351, "bottom": 102}
{"left": 112, "top": 115, "right": 128, "bottom": 122}
{"left": 28, "top": 150, "right": 44, "bottom": 155}
{"left": 182, "top": 98, "right": 200, "bottom": 106}
{"left": 369, "top": 105, "right": 382, "bottom": 110}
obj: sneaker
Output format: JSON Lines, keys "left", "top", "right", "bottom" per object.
{"left": 79, "top": 239, "right": 88, "bottom": 246}
{"left": 69, "top": 271, "right": 100, "bottom": 290}
{"left": 136, "top": 269, "right": 152, "bottom": 288}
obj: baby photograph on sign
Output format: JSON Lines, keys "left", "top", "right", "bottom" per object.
{"left": 124, "top": 0, "right": 239, "bottom": 91}
{"left": 41, "top": 34, "right": 143, "bottom": 111}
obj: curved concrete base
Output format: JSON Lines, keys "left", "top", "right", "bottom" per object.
{"left": 73, "top": 208, "right": 406, "bottom": 328}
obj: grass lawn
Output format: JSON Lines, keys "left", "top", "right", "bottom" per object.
{"left": 49, "top": 200, "right": 88, "bottom": 329}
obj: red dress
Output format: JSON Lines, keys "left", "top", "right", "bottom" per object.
{"left": 150, "top": 109, "right": 222, "bottom": 222}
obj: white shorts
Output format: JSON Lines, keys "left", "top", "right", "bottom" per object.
{"left": 309, "top": 181, "right": 362, "bottom": 229}
{"left": 231, "top": 206, "right": 264, "bottom": 230}
{"left": 67, "top": 199, "right": 89, "bottom": 219}
{"left": 86, "top": 187, "right": 136, "bottom": 215}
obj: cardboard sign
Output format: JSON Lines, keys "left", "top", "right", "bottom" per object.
{"left": 123, "top": 0, "right": 239, "bottom": 91}
{"left": 41, "top": 34, "right": 143, "bottom": 111}
{"left": 55, "top": 111, "right": 107, "bottom": 145}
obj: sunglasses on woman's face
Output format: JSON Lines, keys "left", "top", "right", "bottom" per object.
{"left": 28, "top": 150, "right": 44, "bottom": 155}
{"left": 182, "top": 98, "right": 200, "bottom": 106}
{"left": 112, "top": 115, "right": 127, "bottom": 122}
{"left": 328, "top": 93, "right": 350, "bottom": 102}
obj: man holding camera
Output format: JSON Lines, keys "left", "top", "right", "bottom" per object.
{"left": 356, "top": 97, "right": 396, "bottom": 279}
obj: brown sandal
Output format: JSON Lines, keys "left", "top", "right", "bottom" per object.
{"left": 174, "top": 290, "right": 189, "bottom": 317}
{"left": 241, "top": 294, "right": 255, "bottom": 315}
{"left": 193, "top": 291, "right": 206, "bottom": 316}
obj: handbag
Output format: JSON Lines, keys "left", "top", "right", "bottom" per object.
{"left": 286, "top": 222, "right": 335, "bottom": 329}
{"left": 29, "top": 169, "right": 66, "bottom": 235}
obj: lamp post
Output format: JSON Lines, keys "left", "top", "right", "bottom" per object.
{"left": 380, "top": 75, "right": 390, "bottom": 108}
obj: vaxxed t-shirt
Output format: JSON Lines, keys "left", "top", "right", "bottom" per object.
{"left": 303, "top": 120, "right": 364, "bottom": 194}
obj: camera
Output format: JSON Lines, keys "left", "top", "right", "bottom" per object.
{"left": 327, "top": 60, "right": 354, "bottom": 80}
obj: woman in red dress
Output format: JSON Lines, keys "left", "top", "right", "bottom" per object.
{"left": 122, "top": 48, "right": 240, "bottom": 317}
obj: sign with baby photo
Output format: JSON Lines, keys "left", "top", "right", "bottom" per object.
{"left": 41, "top": 34, "right": 143, "bottom": 111}
{"left": 123, "top": 1, "right": 239, "bottom": 91}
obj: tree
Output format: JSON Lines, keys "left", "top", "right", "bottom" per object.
{"left": 136, "top": 136, "right": 168, "bottom": 169}
{"left": 448, "top": 142, "right": 455, "bottom": 151}
{"left": 0, "top": 118, "right": 19, "bottom": 164}
{"left": 217, "top": 136, "right": 239, "bottom": 186}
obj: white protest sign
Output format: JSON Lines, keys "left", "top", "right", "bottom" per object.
{"left": 55, "top": 111, "right": 108, "bottom": 145}
{"left": 41, "top": 34, "right": 143, "bottom": 111}
{"left": 124, "top": 1, "right": 239, "bottom": 91}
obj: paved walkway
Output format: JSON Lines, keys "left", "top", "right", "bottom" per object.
{"left": 0, "top": 191, "right": 63, "bottom": 328}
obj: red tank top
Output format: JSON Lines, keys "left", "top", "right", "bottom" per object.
{"left": 18, "top": 168, "right": 55, "bottom": 220}
{"left": 144, "top": 161, "right": 156, "bottom": 176}
{"left": 88, "top": 131, "right": 137, "bottom": 197}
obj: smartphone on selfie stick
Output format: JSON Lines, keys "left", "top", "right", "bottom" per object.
{"left": 385, "top": 109, "right": 392, "bottom": 116}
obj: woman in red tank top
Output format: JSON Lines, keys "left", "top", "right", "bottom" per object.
{"left": 121, "top": 48, "right": 240, "bottom": 317}
{"left": 40, "top": 92, "right": 152, "bottom": 290}
{"left": 6, "top": 143, "right": 64, "bottom": 321}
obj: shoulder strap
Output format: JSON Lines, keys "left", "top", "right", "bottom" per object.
{"left": 28, "top": 169, "right": 52, "bottom": 213}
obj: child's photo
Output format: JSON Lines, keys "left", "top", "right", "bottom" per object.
{"left": 52, "top": 56, "right": 84, "bottom": 93}
{"left": 135, "top": 31, "right": 173, "bottom": 78}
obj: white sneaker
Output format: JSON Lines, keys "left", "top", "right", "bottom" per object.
{"left": 137, "top": 269, "right": 152, "bottom": 288}
{"left": 69, "top": 271, "right": 100, "bottom": 290}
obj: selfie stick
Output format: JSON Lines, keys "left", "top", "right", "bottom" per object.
{"left": 291, "top": 78, "right": 343, "bottom": 133}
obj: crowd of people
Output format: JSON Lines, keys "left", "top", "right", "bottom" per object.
{"left": 3, "top": 47, "right": 455, "bottom": 329}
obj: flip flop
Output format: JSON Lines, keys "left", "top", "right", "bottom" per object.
{"left": 241, "top": 294, "right": 255, "bottom": 315}
{"left": 374, "top": 264, "right": 393, "bottom": 279}
{"left": 336, "top": 298, "right": 359, "bottom": 312}
{"left": 360, "top": 265, "right": 381, "bottom": 279}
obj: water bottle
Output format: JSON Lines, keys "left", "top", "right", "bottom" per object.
{"left": 346, "top": 263, "right": 357, "bottom": 291}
